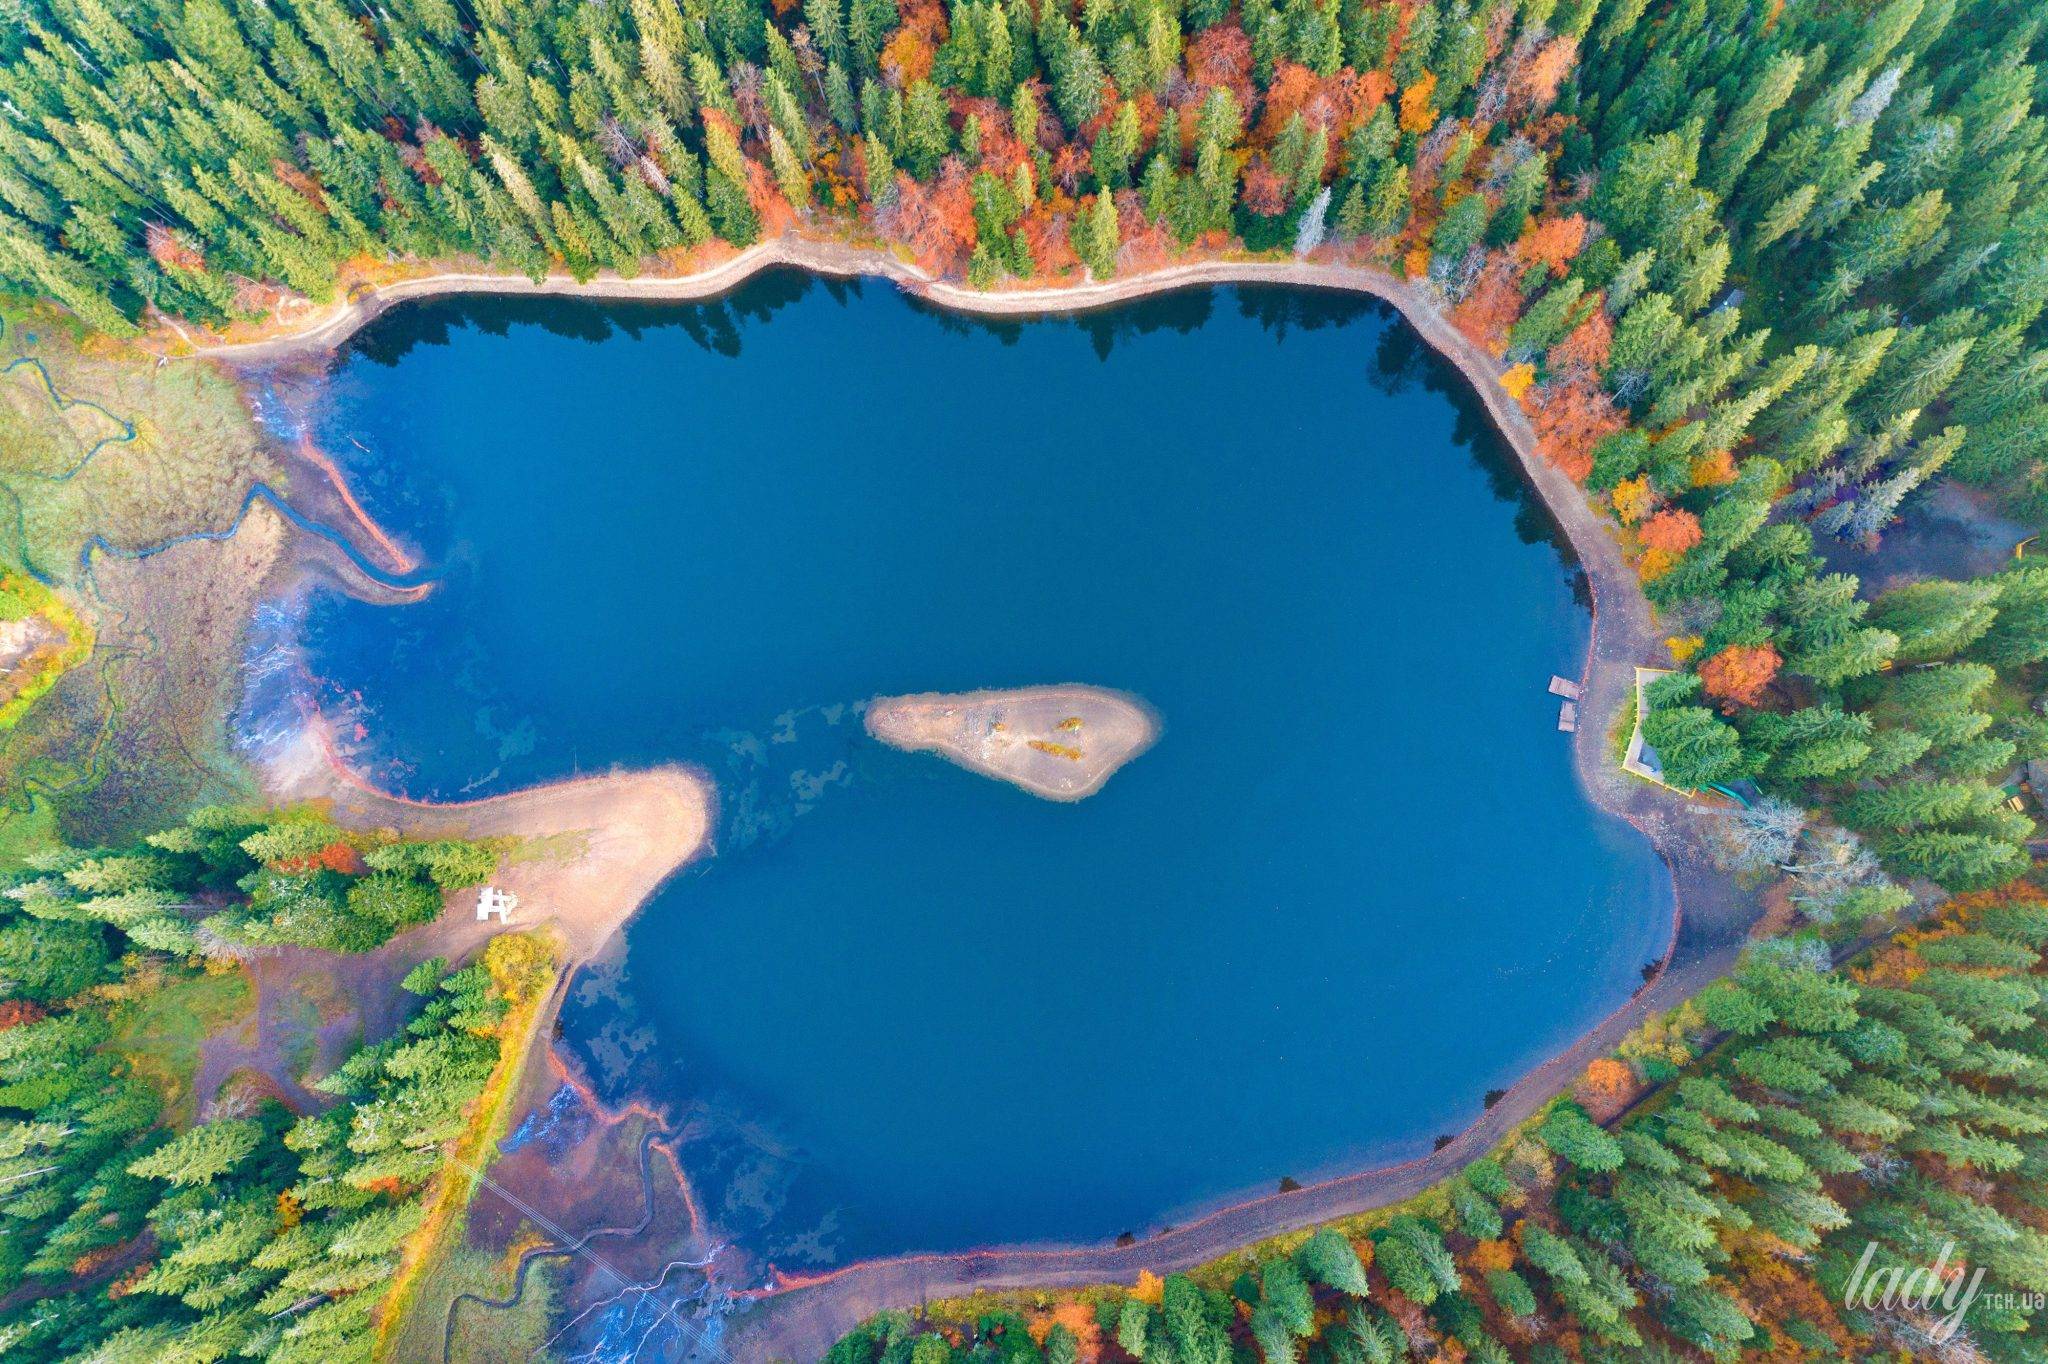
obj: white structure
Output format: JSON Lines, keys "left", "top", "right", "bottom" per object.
{"left": 475, "top": 886, "right": 518, "bottom": 924}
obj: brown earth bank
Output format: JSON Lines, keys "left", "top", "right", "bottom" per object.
{"left": 864, "top": 684, "right": 1159, "bottom": 802}
{"left": 203, "top": 722, "right": 714, "bottom": 1163}
{"left": 164, "top": 239, "right": 1757, "bottom": 1360}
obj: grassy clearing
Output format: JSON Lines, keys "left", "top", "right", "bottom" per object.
{"left": 0, "top": 571, "right": 93, "bottom": 732}
{"left": 107, "top": 965, "right": 254, "bottom": 1123}
{"left": 0, "top": 795, "right": 62, "bottom": 864}
{"left": 377, "top": 931, "right": 562, "bottom": 1363}
{"left": 395, "top": 1239, "right": 564, "bottom": 1364}
{"left": 1608, "top": 686, "right": 1638, "bottom": 769}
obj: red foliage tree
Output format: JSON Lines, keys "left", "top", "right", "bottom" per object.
{"left": 1449, "top": 255, "right": 1523, "bottom": 356}
{"left": 1699, "top": 644, "right": 1782, "bottom": 710}
{"left": 1185, "top": 23, "right": 1255, "bottom": 111}
{"left": 146, "top": 223, "right": 206, "bottom": 273}
{"left": 1524, "top": 374, "right": 1623, "bottom": 482}
{"left": 1546, "top": 307, "right": 1612, "bottom": 376}
{"left": 1639, "top": 507, "right": 1705, "bottom": 553}
{"left": 1051, "top": 140, "right": 1089, "bottom": 193}
{"left": 273, "top": 158, "right": 328, "bottom": 208}
{"left": 881, "top": 26, "right": 936, "bottom": 85}
{"left": 956, "top": 97, "right": 1025, "bottom": 174}
{"left": 1118, "top": 192, "right": 1177, "bottom": 272}
{"left": 274, "top": 840, "right": 364, "bottom": 875}
{"left": 1511, "top": 35, "right": 1579, "bottom": 112}
{"left": 1516, "top": 213, "right": 1586, "bottom": 277}
{"left": 747, "top": 158, "right": 796, "bottom": 235}
{"left": 887, "top": 164, "right": 977, "bottom": 273}
{"left": 1255, "top": 61, "right": 1328, "bottom": 140}
{"left": 1240, "top": 159, "right": 1287, "bottom": 216}
{"left": 1018, "top": 205, "right": 1078, "bottom": 275}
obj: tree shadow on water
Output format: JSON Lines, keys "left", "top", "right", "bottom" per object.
{"left": 343, "top": 266, "right": 836, "bottom": 366}
{"left": 1368, "top": 314, "right": 1580, "bottom": 571}
{"left": 1233, "top": 282, "right": 1382, "bottom": 338}
{"left": 898, "top": 282, "right": 1218, "bottom": 358}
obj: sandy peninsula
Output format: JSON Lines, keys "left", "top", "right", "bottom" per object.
{"left": 865, "top": 684, "right": 1158, "bottom": 802}
{"left": 264, "top": 722, "right": 713, "bottom": 961}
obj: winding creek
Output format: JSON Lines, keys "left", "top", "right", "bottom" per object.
{"left": 268, "top": 270, "right": 1674, "bottom": 1273}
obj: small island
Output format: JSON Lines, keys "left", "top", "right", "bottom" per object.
{"left": 865, "top": 685, "right": 1159, "bottom": 802}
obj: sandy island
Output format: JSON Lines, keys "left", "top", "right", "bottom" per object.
{"left": 865, "top": 684, "right": 1158, "bottom": 802}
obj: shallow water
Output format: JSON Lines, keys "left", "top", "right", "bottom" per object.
{"left": 289, "top": 271, "right": 1671, "bottom": 1268}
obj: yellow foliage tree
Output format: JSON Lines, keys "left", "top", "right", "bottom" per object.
{"left": 1133, "top": 1270, "right": 1165, "bottom": 1305}
{"left": 483, "top": 932, "right": 555, "bottom": 1007}
{"left": 1639, "top": 546, "right": 1684, "bottom": 580}
{"left": 1399, "top": 72, "right": 1439, "bottom": 133}
{"left": 1470, "top": 1239, "right": 1516, "bottom": 1274}
{"left": 1500, "top": 362, "right": 1536, "bottom": 399}
{"left": 1610, "top": 474, "right": 1655, "bottom": 524}
{"left": 1690, "top": 449, "right": 1738, "bottom": 486}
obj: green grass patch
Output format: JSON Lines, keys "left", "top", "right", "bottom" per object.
{"left": 389, "top": 1240, "right": 562, "bottom": 1364}
{"left": 0, "top": 571, "right": 93, "bottom": 731}
{"left": 1609, "top": 685, "right": 1638, "bottom": 768}
{"left": 0, "top": 796, "right": 64, "bottom": 866}
{"left": 108, "top": 966, "right": 254, "bottom": 1124}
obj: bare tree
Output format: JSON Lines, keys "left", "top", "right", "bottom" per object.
{"left": 1294, "top": 187, "right": 1330, "bottom": 258}
{"left": 1707, "top": 795, "right": 1805, "bottom": 872}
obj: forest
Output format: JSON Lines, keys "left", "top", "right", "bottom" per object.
{"left": 0, "top": 808, "right": 532, "bottom": 1362}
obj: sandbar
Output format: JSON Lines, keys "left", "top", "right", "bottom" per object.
{"left": 864, "top": 684, "right": 1159, "bottom": 802}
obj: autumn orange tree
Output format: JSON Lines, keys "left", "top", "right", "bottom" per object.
{"left": 1697, "top": 643, "right": 1781, "bottom": 711}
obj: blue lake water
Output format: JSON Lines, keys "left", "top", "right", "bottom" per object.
{"left": 287, "top": 272, "right": 1671, "bottom": 1268}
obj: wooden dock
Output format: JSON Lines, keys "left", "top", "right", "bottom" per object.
{"left": 1558, "top": 700, "right": 1579, "bottom": 732}
{"left": 1548, "top": 674, "right": 1583, "bottom": 700}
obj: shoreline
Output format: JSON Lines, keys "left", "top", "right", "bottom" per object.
{"left": 178, "top": 236, "right": 1473, "bottom": 364}
{"left": 191, "top": 238, "right": 1754, "bottom": 1361}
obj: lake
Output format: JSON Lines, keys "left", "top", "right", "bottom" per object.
{"left": 281, "top": 270, "right": 1671, "bottom": 1269}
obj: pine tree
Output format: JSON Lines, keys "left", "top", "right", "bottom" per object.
{"left": 1075, "top": 189, "right": 1120, "bottom": 277}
